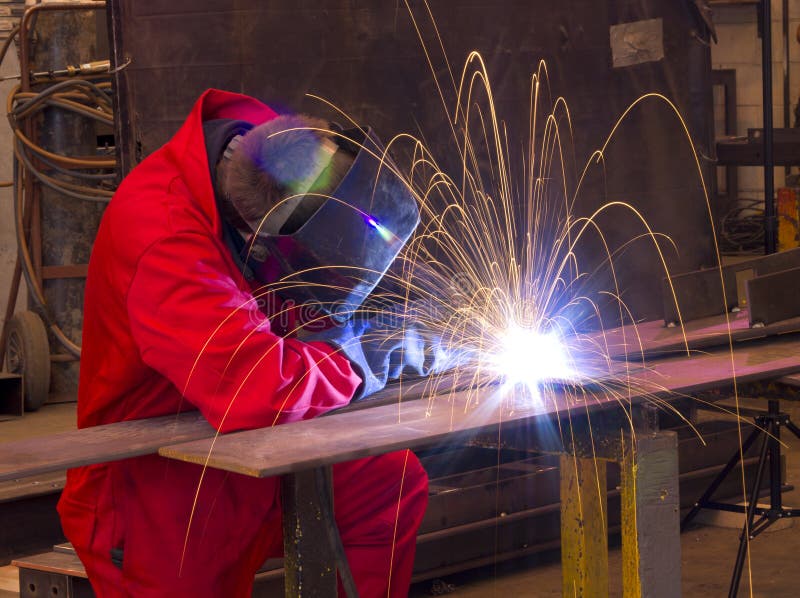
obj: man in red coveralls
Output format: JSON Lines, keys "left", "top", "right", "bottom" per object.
{"left": 58, "top": 88, "right": 429, "bottom": 597}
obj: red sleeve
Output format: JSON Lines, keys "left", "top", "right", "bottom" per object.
{"left": 126, "top": 232, "right": 361, "bottom": 433}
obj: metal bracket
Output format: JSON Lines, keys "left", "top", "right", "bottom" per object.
{"left": 18, "top": 567, "right": 94, "bottom": 598}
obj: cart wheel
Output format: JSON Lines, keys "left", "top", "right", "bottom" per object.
{"left": 5, "top": 311, "right": 51, "bottom": 411}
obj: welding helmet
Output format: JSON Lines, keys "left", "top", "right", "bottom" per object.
{"left": 225, "top": 119, "right": 420, "bottom": 321}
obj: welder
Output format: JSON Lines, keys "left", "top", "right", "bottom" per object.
{"left": 57, "top": 88, "right": 432, "bottom": 597}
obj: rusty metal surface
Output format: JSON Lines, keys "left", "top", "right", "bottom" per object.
{"left": 14, "top": 552, "right": 94, "bottom": 598}
{"left": 11, "top": 551, "right": 86, "bottom": 579}
{"left": 0, "top": 411, "right": 213, "bottom": 482}
{"left": 159, "top": 333, "right": 800, "bottom": 478}
{"left": 778, "top": 373, "right": 800, "bottom": 388}
{"left": 5, "top": 325, "right": 799, "bottom": 484}
{"left": 281, "top": 468, "right": 339, "bottom": 597}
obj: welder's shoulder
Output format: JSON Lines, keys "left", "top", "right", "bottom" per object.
{"left": 102, "top": 153, "right": 214, "bottom": 258}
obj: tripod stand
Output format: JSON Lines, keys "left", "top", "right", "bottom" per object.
{"left": 682, "top": 399, "right": 800, "bottom": 597}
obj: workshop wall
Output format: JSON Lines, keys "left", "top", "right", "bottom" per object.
{"left": 711, "top": 0, "right": 800, "bottom": 199}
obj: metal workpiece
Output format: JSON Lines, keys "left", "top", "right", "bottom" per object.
{"left": 661, "top": 247, "right": 800, "bottom": 326}
{"left": 159, "top": 332, "right": 800, "bottom": 479}
{"left": 745, "top": 266, "right": 800, "bottom": 326}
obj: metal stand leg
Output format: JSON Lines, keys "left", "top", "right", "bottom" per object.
{"left": 282, "top": 466, "right": 359, "bottom": 598}
{"left": 682, "top": 398, "right": 800, "bottom": 597}
{"left": 729, "top": 416, "right": 772, "bottom": 597}
{"left": 557, "top": 404, "right": 680, "bottom": 598}
{"left": 681, "top": 426, "right": 761, "bottom": 530}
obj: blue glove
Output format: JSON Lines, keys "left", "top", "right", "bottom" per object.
{"left": 303, "top": 319, "right": 384, "bottom": 400}
{"left": 305, "top": 318, "right": 457, "bottom": 401}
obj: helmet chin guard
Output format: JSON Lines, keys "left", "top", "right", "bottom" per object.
{"left": 248, "top": 127, "right": 420, "bottom": 321}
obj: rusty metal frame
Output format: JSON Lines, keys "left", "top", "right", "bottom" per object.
{"left": 712, "top": 68, "right": 739, "bottom": 220}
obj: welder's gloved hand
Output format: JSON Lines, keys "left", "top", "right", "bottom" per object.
{"left": 303, "top": 319, "right": 386, "bottom": 401}
{"left": 363, "top": 324, "right": 453, "bottom": 382}
{"left": 305, "top": 320, "right": 455, "bottom": 401}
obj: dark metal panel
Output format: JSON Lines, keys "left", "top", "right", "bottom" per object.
{"left": 662, "top": 247, "right": 800, "bottom": 323}
{"left": 717, "top": 127, "right": 800, "bottom": 165}
{"left": 0, "top": 374, "right": 23, "bottom": 417}
{"left": 746, "top": 266, "right": 800, "bottom": 326}
{"left": 0, "top": 492, "right": 64, "bottom": 566}
{"left": 108, "top": 0, "right": 716, "bottom": 324}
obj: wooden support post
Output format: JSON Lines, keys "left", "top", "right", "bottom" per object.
{"left": 281, "top": 467, "right": 338, "bottom": 598}
{"left": 620, "top": 431, "right": 681, "bottom": 598}
{"left": 560, "top": 453, "right": 609, "bottom": 597}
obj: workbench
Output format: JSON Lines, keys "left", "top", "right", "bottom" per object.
{"left": 6, "top": 324, "right": 800, "bottom": 597}
{"left": 157, "top": 331, "right": 800, "bottom": 598}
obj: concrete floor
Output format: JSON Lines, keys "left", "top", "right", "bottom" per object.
{"left": 3, "top": 402, "right": 800, "bottom": 596}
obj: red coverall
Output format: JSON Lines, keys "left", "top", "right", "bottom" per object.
{"left": 57, "top": 89, "right": 428, "bottom": 597}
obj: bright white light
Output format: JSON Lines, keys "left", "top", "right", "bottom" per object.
{"left": 489, "top": 323, "right": 575, "bottom": 395}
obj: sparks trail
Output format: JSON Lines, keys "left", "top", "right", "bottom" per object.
{"left": 178, "top": 7, "right": 746, "bottom": 588}
{"left": 178, "top": 62, "right": 720, "bottom": 558}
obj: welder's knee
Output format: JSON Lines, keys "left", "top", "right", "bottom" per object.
{"left": 333, "top": 450, "right": 428, "bottom": 546}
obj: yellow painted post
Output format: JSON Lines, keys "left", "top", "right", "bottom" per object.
{"left": 777, "top": 186, "right": 800, "bottom": 251}
{"left": 560, "top": 453, "right": 609, "bottom": 598}
{"left": 620, "top": 435, "right": 641, "bottom": 598}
